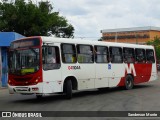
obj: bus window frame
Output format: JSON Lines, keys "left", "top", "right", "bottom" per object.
{"left": 77, "top": 44, "right": 94, "bottom": 64}
{"left": 146, "top": 49, "right": 155, "bottom": 63}
{"left": 135, "top": 48, "right": 146, "bottom": 63}
{"left": 61, "top": 43, "right": 77, "bottom": 64}
{"left": 109, "top": 46, "right": 123, "bottom": 63}
{"left": 42, "top": 45, "right": 61, "bottom": 70}
{"left": 94, "top": 45, "right": 109, "bottom": 63}
{"left": 123, "top": 47, "right": 135, "bottom": 63}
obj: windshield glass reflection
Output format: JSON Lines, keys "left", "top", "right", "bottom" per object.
{"left": 9, "top": 48, "right": 40, "bottom": 75}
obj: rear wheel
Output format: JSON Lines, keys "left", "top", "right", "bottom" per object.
{"left": 125, "top": 75, "right": 134, "bottom": 90}
{"left": 64, "top": 80, "right": 72, "bottom": 99}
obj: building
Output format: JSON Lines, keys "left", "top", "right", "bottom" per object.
{"left": 0, "top": 32, "right": 24, "bottom": 87}
{"left": 101, "top": 26, "right": 160, "bottom": 44}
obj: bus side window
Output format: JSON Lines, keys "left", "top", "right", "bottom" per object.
{"left": 77, "top": 45, "right": 94, "bottom": 63}
{"left": 135, "top": 48, "right": 146, "bottom": 63}
{"left": 146, "top": 49, "right": 155, "bottom": 63}
{"left": 42, "top": 46, "right": 61, "bottom": 70}
{"left": 61, "top": 44, "right": 77, "bottom": 63}
{"left": 109, "top": 47, "right": 123, "bottom": 63}
{"left": 95, "top": 46, "right": 108, "bottom": 63}
{"left": 123, "top": 47, "right": 135, "bottom": 63}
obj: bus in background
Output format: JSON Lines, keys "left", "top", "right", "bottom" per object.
{"left": 8, "top": 36, "right": 158, "bottom": 99}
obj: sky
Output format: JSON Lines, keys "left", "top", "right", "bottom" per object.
{"left": 17, "top": 0, "right": 160, "bottom": 40}
{"left": 48, "top": 0, "right": 160, "bottom": 40}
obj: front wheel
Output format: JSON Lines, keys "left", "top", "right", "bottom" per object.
{"left": 64, "top": 80, "right": 72, "bottom": 99}
{"left": 125, "top": 75, "right": 134, "bottom": 90}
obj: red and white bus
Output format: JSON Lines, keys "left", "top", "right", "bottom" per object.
{"left": 8, "top": 36, "right": 158, "bottom": 99}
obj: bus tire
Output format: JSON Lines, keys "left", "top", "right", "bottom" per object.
{"left": 125, "top": 75, "right": 134, "bottom": 90}
{"left": 64, "top": 80, "right": 72, "bottom": 99}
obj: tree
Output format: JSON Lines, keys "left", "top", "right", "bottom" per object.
{"left": 0, "top": 0, "right": 74, "bottom": 37}
{"left": 146, "top": 36, "right": 160, "bottom": 62}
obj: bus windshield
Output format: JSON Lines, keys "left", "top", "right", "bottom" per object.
{"left": 9, "top": 48, "right": 40, "bottom": 75}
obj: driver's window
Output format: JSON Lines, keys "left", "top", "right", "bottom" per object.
{"left": 42, "top": 46, "right": 60, "bottom": 70}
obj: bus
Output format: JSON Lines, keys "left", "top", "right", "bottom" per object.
{"left": 8, "top": 36, "right": 158, "bottom": 99}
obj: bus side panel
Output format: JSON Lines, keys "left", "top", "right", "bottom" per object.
{"left": 42, "top": 69, "right": 62, "bottom": 93}
{"left": 61, "top": 63, "right": 95, "bottom": 90}
{"left": 149, "top": 47, "right": 158, "bottom": 82}
{"left": 108, "top": 64, "right": 125, "bottom": 87}
{"left": 149, "top": 63, "right": 158, "bottom": 82}
{"left": 134, "top": 63, "right": 147, "bottom": 84}
{"left": 95, "top": 64, "right": 109, "bottom": 88}
{"left": 143, "top": 63, "right": 153, "bottom": 83}
{"left": 134, "top": 63, "right": 152, "bottom": 84}
{"left": 118, "top": 63, "right": 157, "bottom": 86}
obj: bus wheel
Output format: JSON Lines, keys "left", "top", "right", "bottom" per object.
{"left": 64, "top": 80, "right": 72, "bottom": 99}
{"left": 36, "top": 94, "right": 43, "bottom": 99}
{"left": 125, "top": 75, "right": 134, "bottom": 90}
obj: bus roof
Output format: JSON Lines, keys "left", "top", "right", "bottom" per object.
{"left": 41, "top": 36, "right": 154, "bottom": 49}
{"left": 13, "top": 36, "right": 154, "bottom": 49}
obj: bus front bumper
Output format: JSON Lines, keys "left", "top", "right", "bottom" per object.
{"left": 8, "top": 83, "right": 43, "bottom": 94}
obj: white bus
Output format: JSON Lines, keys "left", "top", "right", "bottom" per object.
{"left": 8, "top": 36, "right": 158, "bottom": 99}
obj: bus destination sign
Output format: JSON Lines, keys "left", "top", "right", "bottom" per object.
{"left": 11, "top": 38, "right": 40, "bottom": 49}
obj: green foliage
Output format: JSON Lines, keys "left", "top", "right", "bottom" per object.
{"left": 146, "top": 36, "right": 160, "bottom": 62}
{"left": 0, "top": 0, "right": 74, "bottom": 37}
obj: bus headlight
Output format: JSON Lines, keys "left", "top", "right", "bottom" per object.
{"left": 8, "top": 80, "right": 15, "bottom": 86}
{"left": 8, "top": 80, "right": 11, "bottom": 83}
{"left": 35, "top": 79, "right": 39, "bottom": 83}
{"left": 33, "top": 77, "right": 40, "bottom": 84}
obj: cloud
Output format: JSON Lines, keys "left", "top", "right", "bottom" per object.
{"left": 50, "top": 0, "right": 160, "bottom": 40}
